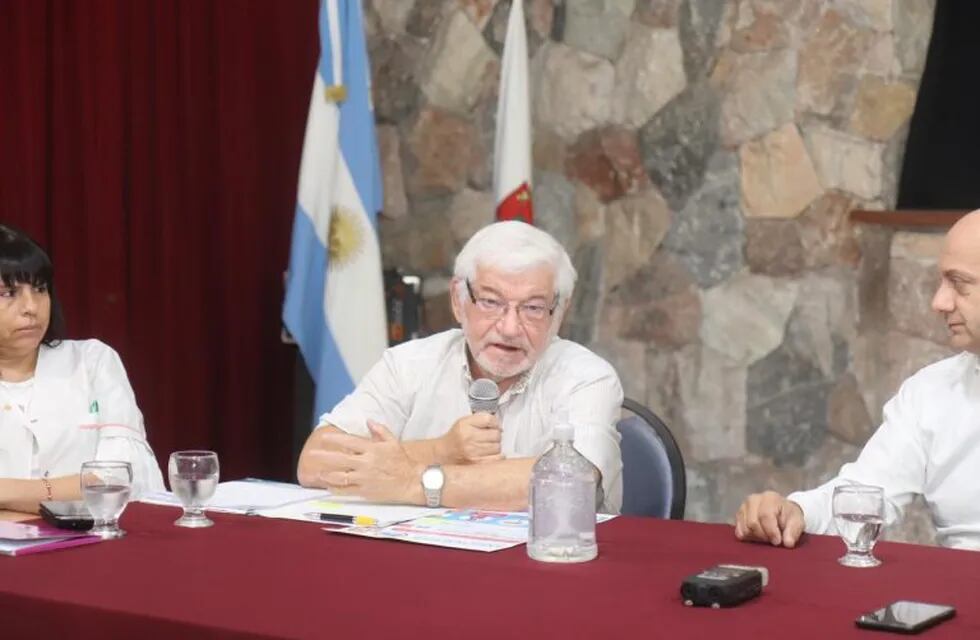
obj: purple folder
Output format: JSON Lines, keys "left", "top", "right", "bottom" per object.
{"left": 0, "top": 521, "right": 102, "bottom": 556}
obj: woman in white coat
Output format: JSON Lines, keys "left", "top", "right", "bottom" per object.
{"left": 0, "top": 225, "right": 164, "bottom": 512}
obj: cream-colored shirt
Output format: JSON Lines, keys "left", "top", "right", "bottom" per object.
{"left": 318, "top": 329, "right": 624, "bottom": 512}
{"left": 0, "top": 340, "right": 165, "bottom": 498}
{"left": 790, "top": 352, "right": 980, "bottom": 549}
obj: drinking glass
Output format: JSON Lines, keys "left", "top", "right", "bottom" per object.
{"left": 832, "top": 484, "right": 885, "bottom": 568}
{"left": 168, "top": 450, "right": 220, "bottom": 528}
{"left": 80, "top": 460, "right": 133, "bottom": 539}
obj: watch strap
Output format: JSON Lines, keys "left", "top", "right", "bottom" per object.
{"left": 422, "top": 465, "right": 444, "bottom": 508}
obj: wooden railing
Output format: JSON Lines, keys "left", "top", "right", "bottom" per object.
{"left": 850, "top": 209, "right": 969, "bottom": 227}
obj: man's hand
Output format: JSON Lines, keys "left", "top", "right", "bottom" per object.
{"left": 734, "top": 491, "right": 805, "bottom": 548}
{"left": 296, "top": 424, "right": 360, "bottom": 487}
{"left": 437, "top": 413, "right": 503, "bottom": 464}
{"left": 311, "top": 420, "right": 424, "bottom": 504}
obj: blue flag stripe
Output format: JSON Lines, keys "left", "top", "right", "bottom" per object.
{"left": 317, "top": 1, "right": 336, "bottom": 86}
{"left": 334, "top": 0, "right": 382, "bottom": 225}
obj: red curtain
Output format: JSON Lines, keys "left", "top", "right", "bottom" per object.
{"left": 0, "top": 0, "right": 319, "bottom": 480}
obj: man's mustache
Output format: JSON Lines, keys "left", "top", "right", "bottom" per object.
{"left": 484, "top": 336, "right": 529, "bottom": 350}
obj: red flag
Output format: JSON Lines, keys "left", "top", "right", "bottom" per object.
{"left": 493, "top": 0, "right": 533, "bottom": 223}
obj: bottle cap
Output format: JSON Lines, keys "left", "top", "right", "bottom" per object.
{"left": 553, "top": 422, "right": 574, "bottom": 441}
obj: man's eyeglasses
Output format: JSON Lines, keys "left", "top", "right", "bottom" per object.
{"left": 465, "top": 280, "right": 559, "bottom": 324}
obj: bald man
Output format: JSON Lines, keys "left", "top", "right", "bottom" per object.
{"left": 735, "top": 209, "right": 980, "bottom": 551}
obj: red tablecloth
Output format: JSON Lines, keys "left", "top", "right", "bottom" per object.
{"left": 1, "top": 503, "right": 978, "bottom": 639}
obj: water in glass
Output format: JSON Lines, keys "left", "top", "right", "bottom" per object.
{"left": 527, "top": 419, "right": 599, "bottom": 563}
{"left": 80, "top": 460, "right": 133, "bottom": 539}
{"left": 832, "top": 484, "right": 884, "bottom": 568}
{"left": 84, "top": 484, "right": 132, "bottom": 521}
{"left": 169, "top": 450, "right": 219, "bottom": 528}
{"left": 171, "top": 475, "right": 219, "bottom": 509}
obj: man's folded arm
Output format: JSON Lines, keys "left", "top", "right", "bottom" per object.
{"left": 419, "top": 458, "right": 537, "bottom": 511}
{"left": 401, "top": 438, "right": 453, "bottom": 466}
{"left": 299, "top": 427, "right": 535, "bottom": 511}
{"left": 300, "top": 420, "right": 492, "bottom": 474}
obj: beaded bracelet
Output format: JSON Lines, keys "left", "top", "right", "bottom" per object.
{"left": 40, "top": 474, "right": 53, "bottom": 502}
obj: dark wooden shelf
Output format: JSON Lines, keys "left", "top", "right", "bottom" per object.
{"left": 850, "top": 209, "right": 968, "bottom": 228}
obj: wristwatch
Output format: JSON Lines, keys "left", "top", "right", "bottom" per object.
{"left": 421, "top": 465, "right": 445, "bottom": 508}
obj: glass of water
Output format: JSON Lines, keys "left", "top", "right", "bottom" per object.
{"left": 80, "top": 460, "right": 133, "bottom": 539}
{"left": 168, "top": 450, "right": 219, "bottom": 528}
{"left": 832, "top": 484, "right": 885, "bottom": 568}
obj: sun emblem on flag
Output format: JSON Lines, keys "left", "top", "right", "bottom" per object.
{"left": 323, "top": 84, "right": 347, "bottom": 103}
{"left": 327, "top": 206, "right": 364, "bottom": 269}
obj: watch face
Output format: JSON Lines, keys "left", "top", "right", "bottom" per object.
{"left": 422, "top": 466, "right": 444, "bottom": 490}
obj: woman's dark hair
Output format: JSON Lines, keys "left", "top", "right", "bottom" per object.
{"left": 0, "top": 225, "right": 65, "bottom": 346}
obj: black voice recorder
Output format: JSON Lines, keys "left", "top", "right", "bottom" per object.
{"left": 680, "top": 564, "right": 768, "bottom": 608}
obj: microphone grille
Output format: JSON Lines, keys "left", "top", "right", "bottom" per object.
{"left": 468, "top": 378, "right": 500, "bottom": 414}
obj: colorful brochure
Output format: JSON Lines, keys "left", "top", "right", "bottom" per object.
{"left": 331, "top": 509, "right": 616, "bottom": 552}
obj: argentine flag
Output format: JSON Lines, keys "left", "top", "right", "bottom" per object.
{"left": 283, "top": 0, "right": 387, "bottom": 423}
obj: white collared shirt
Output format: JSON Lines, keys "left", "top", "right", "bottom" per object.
{"left": 0, "top": 340, "right": 165, "bottom": 498}
{"left": 790, "top": 352, "right": 980, "bottom": 549}
{"left": 318, "top": 329, "right": 625, "bottom": 512}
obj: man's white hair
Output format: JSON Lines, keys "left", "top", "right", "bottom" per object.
{"left": 453, "top": 221, "right": 577, "bottom": 302}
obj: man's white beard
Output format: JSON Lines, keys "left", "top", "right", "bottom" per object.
{"left": 473, "top": 349, "right": 531, "bottom": 381}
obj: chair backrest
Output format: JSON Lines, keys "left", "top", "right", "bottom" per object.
{"left": 617, "top": 398, "right": 686, "bottom": 519}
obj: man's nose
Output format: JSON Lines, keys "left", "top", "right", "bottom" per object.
{"left": 932, "top": 281, "right": 953, "bottom": 314}
{"left": 495, "top": 304, "right": 522, "bottom": 336}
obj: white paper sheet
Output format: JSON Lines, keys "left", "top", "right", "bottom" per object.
{"left": 139, "top": 479, "right": 330, "bottom": 514}
{"left": 139, "top": 479, "right": 442, "bottom": 526}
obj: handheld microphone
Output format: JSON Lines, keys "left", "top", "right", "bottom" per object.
{"left": 468, "top": 378, "right": 500, "bottom": 415}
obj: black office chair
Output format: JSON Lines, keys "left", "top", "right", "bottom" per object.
{"left": 617, "top": 397, "right": 686, "bottom": 519}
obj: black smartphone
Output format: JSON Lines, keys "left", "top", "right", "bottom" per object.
{"left": 856, "top": 601, "right": 956, "bottom": 634}
{"left": 39, "top": 500, "right": 95, "bottom": 531}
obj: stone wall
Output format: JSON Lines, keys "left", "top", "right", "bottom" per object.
{"left": 366, "top": 0, "right": 944, "bottom": 541}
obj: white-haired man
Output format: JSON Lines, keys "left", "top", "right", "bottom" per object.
{"left": 297, "top": 221, "right": 624, "bottom": 512}
{"left": 735, "top": 209, "right": 980, "bottom": 550}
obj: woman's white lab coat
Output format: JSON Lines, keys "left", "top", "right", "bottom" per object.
{"left": 0, "top": 339, "right": 165, "bottom": 496}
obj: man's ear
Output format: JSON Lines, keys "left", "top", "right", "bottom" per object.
{"left": 449, "top": 278, "right": 465, "bottom": 325}
{"left": 548, "top": 296, "right": 571, "bottom": 335}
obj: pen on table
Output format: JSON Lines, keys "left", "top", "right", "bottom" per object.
{"left": 304, "top": 512, "right": 379, "bottom": 526}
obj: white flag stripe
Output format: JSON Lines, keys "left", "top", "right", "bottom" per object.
{"left": 326, "top": 0, "right": 343, "bottom": 85}
{"left": 296, "top": 79, "right": 340, "bottom": 244}
{"left": 493, "top": 0, "right": 532, "bottom": 207}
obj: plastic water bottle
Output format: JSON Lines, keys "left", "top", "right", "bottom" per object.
{"left": 527, "top": 415, "right": 599, "bottom": 563}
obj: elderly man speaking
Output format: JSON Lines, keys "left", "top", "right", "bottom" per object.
{"left": 297, "top": 221, "right": 624, "bottom": 512}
